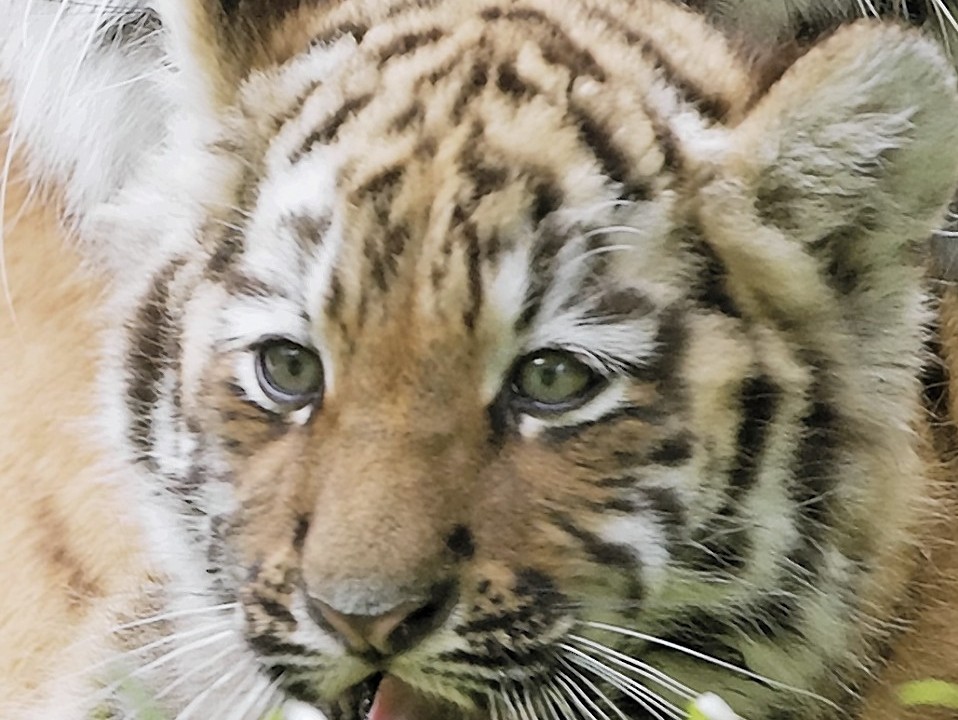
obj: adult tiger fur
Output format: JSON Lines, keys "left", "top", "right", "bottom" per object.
{"left": 3, "top": 1, "right": 958, "bottom": 719}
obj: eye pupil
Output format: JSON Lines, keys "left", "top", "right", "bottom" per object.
{"left": 256, "top": 340, "right": 324, "bottom": 408}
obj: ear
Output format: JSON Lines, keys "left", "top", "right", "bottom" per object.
{"left": 158, "top": 0, "right": 328, "bottom": 111}
{"left": 699, "top": 22, "right": 958, "bottom": 323}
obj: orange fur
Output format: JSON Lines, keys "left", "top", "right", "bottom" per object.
{"left": 0, "top": 125, "right": 149, "bottom": 717}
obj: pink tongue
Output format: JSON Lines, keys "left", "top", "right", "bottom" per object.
{"left": 367, "top": 677, "right": 447, "bottom": 720}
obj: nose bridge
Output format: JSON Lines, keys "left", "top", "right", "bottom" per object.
{"left": 301, "top": 410, "right": 477, "bottom": 615}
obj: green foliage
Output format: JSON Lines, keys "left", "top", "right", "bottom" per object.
{"left": 898, "top": 680, "right": 958, "bottom": 709}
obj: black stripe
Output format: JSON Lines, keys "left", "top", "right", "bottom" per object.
{"left": 446, "top": 59, "right": 489, "bottom": 121}
{"left": 252, "top": 595, "right": 298, "bottom": 627}
{"left": 290, "top": 92, "right": 375, "bottom": 162}
{"left": 640, "top": 486, "right": 687, "bottom": 531}
{"left": 692, "top": 374, "right": 781, "bottom": 570}
{"left": 589, "top": 288, "right": 656, "bottom": 323}
{"left": 627, "top": 308, "right": 688, "bottom": 385}
{"left": 550, "top": 511, "right": 640, "bottom": 572}
{"left": 567, "top": 102, "right": 651, "bottom": 202}
{"left": 543, "top": 404, "right": 667, "bottom": 444}
{"left": 530, "top": 181, "right": 563, "bottom": 225}
{"left": 787, "top": 361, "right": 842, "bottom": 571}
{"left": 463, "top": 222, "right": 483, "bottom": 330}
{"left": 354, "top": 165, "right": 405, "bottom": 199}
{"left": 223, "top": 271, "right": 286, "bottom": 299}
{"left": 481, "top": 7, "right": 607, "bottom": 82}
{"left": 647, "top": 434, "right": 694, "bottom": 467}
{"left": 730, "top": 375, "right": 781, "bottom": 497}
{"left": 584, "top": 5, "right": 731, "bottom": 122}
{"left": 689, "top": 231, "right": 742, "bottom": 318}
{"left": 515, "top": 223, "right": 569, "bottom": 332}
{"left": 126, "top": 258, "right": 185, "bottom": 467}
{"left": 285, "top": 212, "right": 331, "bottom": 251}
{"left": 223, "top": 381, "right": 286, "bottom": 427}
{"left": 656, "top": 610, "right": 748, "bottom": 665}
{"left": 495, "top": 60, "right": 536, "bottom": 98}
{"left": 206, "top": 227, "right": 245, "bottom": 277}
{"left": 375, "top": 28, "right": 444, "bottom": 67}
{"left": 311, "top": 21, "right": 369, "bottom": 48}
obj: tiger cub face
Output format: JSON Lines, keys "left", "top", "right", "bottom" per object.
{"left": 99, "top": 0, "right": 958, "bottom": 718}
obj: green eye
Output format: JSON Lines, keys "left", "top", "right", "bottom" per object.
{"left": 256, "top": 340, "right": 324, "bottom": 408}
{"left": 512, "top": 350, "right": 602, "bottom": 410}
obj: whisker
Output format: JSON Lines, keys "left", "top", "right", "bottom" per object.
{"left": 223, "top": 672, "right": 278, "bottom": 720}
{"left": 114, "top": 619, "right": 235, "bottom": 660}
{"left": 560, "top": 659, "right": 629, "bottom": 720}
{"left": 565, "top": 635, "right": 696, "bottom": 701}
{"left": 63, "top": 0, "right": 110, "bottom": 102}
{"left": 500, "top": 686, "right": 523, "bottom": 720}
{"left": 92, "top": 629, "right": 235, "bottom": 707}
{"left": 544, "top": 680, "right": 579, "bottom": 720}
{"left": 565, "top": 649, "right": 681, "bottom": 720}
{"left": 555, "top": 673, "right": 609, "bottom": 720}
{"left": 65, "top": 618, "right": 235, "bottom": 684}
{"left": 154, "top": 644, "right": 238, "bottom": 701}
{"left": 173, "top": 660, "right": 251, "bottom": 720}
{"left": 488, "top": 690, "right": 503, "bottom": 720}
{"left": 930, "top": 0, "right": 958, "bottom": 50}
{"left": 540, "top": 682, "right": 565, "bottom": 720}
{"left": 522, "top": 684, "right": 542, "bottom": 720}
{"left": 113, "top": 602, "right": 239, "bottom": 632}
{"left": 126, "top": 629, "right": 234, "bottom": 681}
{"left": 582, "top": 226, "right": 646, "bottom": 240}
{"left": 512, "top": 686, "right": 534, "bottom": 720}
{"left": 583, "top": 620, "right": 839, "bottom": 711}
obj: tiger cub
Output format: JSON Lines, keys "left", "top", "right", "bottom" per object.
{"left": 2, "top": 1, "right": 958, "bottom": 719}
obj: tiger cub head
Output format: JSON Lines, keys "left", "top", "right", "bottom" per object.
{"left": 96, "top": 0, "right": 958, "bottom": 718}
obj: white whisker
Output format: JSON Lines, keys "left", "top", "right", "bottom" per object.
{"left": 560, "top": 660, "right": 629, "bottom": 720}
{"left": 522, "top": 684, "right": 542, "bottom": 720}
{"left": 564, "top": 649, "right": 681, "bottom": 720}
{"left": 555, "top": 669, "right": 614, "bottom": 720}
{"left": 126, "top": 629, "right": 233, "bottom": 681}
{"left": 115, "top": 619, "right": 235, "bottom": 660}
{"left": 154, "top": 644, "right": 237, "bottom": 701}
{"left": 223, "top": 671, "right": 278, "bottom": 720}
{"left": 90, "top": 628, "right": 235, "bottom": 708}
{"left": 584, "top": 621, "right": 839, "bottom": 711}
{"left": 488, "top": 690, "right": 503, "bottom": 720}
{"left": 566, "top": 635, "right": 696, "bottom": 700}
{"left": 512, "top": 686, "right": 534, "bottom": 720}
{"left": 113, "top": 602, "right": 239, "bottom": 632}
{"left": 582, "top": 226, "right": 646, "bottom": 240}
{"left": 500, "top": 686, "right": 523, "bottom": 720}
{"left": 173, "top": 660, "right": 251, "bottom": 720}
{"left": 540, "top": 682, "right": 565, "bottom": 720}
{"left": 930, "top": 0, "right": 958, "bottom": 50}
{"left": 64, "top": 0, "right": 109, "bottom": 101}
{"left": 544, "top": 681, "right": 578, "bottom": 720}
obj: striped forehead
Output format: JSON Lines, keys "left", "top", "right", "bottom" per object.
{"left": 219, "top": 0, "right": 751, "bottom": 388}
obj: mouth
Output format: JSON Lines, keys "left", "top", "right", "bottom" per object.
{"left": 342, "top": 673, "right": 476, "bottom": 720}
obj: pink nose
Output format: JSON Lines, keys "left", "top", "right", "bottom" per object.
{"left": 307, "top": 583, "right": 456, "bottom": 656}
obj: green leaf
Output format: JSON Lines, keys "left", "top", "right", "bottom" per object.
{"left": 898, "top": 680, "right": 958, "bottom": 709}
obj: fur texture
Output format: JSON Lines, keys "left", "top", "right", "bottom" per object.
{"left": 3, "top": 2, "right": 958, "bottom": 720}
